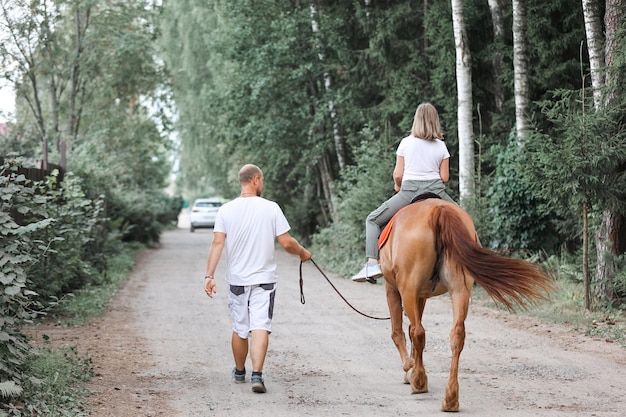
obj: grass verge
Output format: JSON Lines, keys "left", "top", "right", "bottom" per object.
{"left": 18, "top": 245, "right": 142, "bottom": 416}
{"left": 17, "top": 346, "right": 92, "bottom": 417}
{"left": 471, "top": 278, "right": 626, "bottom": 348}
{"left": 50, "top": 244, "right": 141, "bottom": 326}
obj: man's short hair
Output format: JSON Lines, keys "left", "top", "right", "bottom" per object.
{"left": 239, "top": 164, "right": 262, "bottom": 184}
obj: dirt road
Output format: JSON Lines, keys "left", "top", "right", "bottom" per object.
{"left": 36, "top": 221, "right": 626, "bottom": 416}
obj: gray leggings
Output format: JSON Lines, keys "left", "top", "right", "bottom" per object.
{"left": 365, "top": 179, "right": 456, "bottom": 259}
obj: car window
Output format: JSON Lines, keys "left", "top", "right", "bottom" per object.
{"left": 195, "top": 202, "right": 221, "bottom": 208}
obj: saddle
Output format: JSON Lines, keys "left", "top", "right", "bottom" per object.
{"left": 377, "top": 192, "right": 441, "bottom": 249}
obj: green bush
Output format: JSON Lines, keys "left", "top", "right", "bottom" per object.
{"left": 26, "top": 173, "right": 104, "bottom": 298}
{"left": 487, "top": 140, "right": 561, "bottom": 253}
{"left": 0, "top": 157, "right": 49, "bottom": 411}
{"left": 155, "top": 193, "right": 183, "bottom": 227}
{"left": 105, "top": 191, "right": 182, "bottom": 246}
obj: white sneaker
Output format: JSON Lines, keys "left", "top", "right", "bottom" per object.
{"left": 351, "top": 263, "right": 383, "bottom": 282}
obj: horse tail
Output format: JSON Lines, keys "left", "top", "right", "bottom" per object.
{"left": 432, "top": 205, "right": 555, "bottom": 310}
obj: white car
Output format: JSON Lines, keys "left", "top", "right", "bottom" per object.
{"left": 189, "top": 198, "right": 222, "bottom": 232}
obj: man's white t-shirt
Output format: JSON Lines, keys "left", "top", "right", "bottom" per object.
{"left": 214, "top": 196, "right": 291, "bottom": 286}
{"left": 396, "top": 135, "right": 450, "bottom": 181}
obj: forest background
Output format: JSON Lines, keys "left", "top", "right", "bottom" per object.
{"left": 0, "top": 0, "right": 625, "bottom": 414}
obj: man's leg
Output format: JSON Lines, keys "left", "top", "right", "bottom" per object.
{"left": 231, "top": 332, "right": 249, "bottom": 372}
{"left": 247, "top": 284, "right": 274, "bottom": 393}
{"left": 250, "top": 329, "right": 269, "bottom": 373}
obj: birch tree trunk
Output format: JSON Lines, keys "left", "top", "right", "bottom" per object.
{"left": 512, "top": 0, "right": 530, "bottom": 145}
{"left": 582, "top": 0, "right": 607, "bottom": 310}
{"left": 68, "top": 4, "right": 91, "bottom": 143}
{"left": 487, "top": 0, "right": 505, "bottom": 112}
{"left": 309, "top": 0, "right": 338, "bottom": 221}
{"left": 582, "top": 0, "right": 605, "bottom": 110}
{"left": 310, "top": 0, "right": 346, "bottom": 172}
{"left": 451, "top": 0, "right": 474, "bottom": 205}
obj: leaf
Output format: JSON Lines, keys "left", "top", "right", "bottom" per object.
{"left": 0, "top": 380, "right": 22, "bottom": 398}
{"left": 0, "top": 272, "right": 17, "bottom": 285}
{"left": 16, "top": 218, "right": 54, "bottom": 235}
{"left": 4, "top": 286, "right": 22, "bottom": 296}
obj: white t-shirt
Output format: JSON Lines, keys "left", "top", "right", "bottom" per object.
{"left": 396, "top": 135, "right": 450, "bottom": 181}
{"left": 214, "top": 196, "right": 291, "bottom": 286}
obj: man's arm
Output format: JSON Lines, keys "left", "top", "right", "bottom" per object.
{"left": 204, "top": 232, "right": 226, "bottom": 298}
{"left": 277, "top": 232, "right": 311, "bottom": 262}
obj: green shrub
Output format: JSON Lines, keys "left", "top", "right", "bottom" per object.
{"left": 26, "top": 173, "right": 104, "bottom": 298}
{"left": 106, "top": 191, "right": 181, "bottom": 245}
{"left": 0, "top": 157, "right": 49, "bottom": 411}
{"left": 487, "top": 140, "right": 561, "bottom": 253}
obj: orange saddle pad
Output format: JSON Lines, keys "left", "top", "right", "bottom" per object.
{"left": 378, "top": 210, "right": 402, "bottom": 249}
{"left": 378, "top": 193, "right": 443, "bottom": 249}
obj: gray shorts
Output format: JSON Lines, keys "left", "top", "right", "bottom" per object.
{"left": 228, "top": 283, "right": 276, "bottom": 339}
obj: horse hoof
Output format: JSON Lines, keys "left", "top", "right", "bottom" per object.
{"left": 411, "top": 388, "right": 429, "bottom": 394}
{"left": 403, "top": 370, "right": 412, "bottom": 384}
{"left": 441, "top": 400, "right": 459, "bottom": 412}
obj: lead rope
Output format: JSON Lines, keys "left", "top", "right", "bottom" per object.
{"left": 300, "top": 259, "right": 391, "bottom": 321}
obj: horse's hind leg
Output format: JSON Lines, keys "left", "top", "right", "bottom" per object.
{"left": 442, "top": 290, "right": 470, "bottom": 412}
{"left": 409, "top": 297, "right": 428, "bottom": 394}
{"left": 385, "top": 283, "right": 414, "bottom": 383}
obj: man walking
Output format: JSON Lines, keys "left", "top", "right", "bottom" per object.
{"left": 203, "top": 164, "right": 311, "bottom": 393}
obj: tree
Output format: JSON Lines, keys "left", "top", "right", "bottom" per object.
{"left": 582, "top": 0, "right": 605, "bottom": 110}
{"left": 581, "top": 0, "right": 626, "bottom": 307}
{"left": 591, "top": 0, "right": 626, "bottom": 307}
{"left": 310, "top": 0, "right": 346, "bottom": 172}
{"left": 0, "top": 0, "right": 94, "bottom": 169}
{"left": 0, "top": 0, "right": 166, "bottom": 170}
{"left": 522, "top": 91, "right": 626, "bottom": 309}
{"left": 487, "top": 0, "right": 505, "bottom": 113}
{"left": 451, "top": 0, "right": 474, "bottom": 205}
{"left": 512, "top": 0, "right": 530, "bottom": 144}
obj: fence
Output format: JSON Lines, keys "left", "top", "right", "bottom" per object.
{"left": 1, "top": 158, "right": 65, "bottom": 183}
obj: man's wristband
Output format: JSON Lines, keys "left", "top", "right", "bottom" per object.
{"left": 204, "top": 275, "right": 214, "bottom": 280}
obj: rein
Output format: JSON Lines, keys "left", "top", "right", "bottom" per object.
{"left": 299, "top": 259, "right": 391, "bottom": 321}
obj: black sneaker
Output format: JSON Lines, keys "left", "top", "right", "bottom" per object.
{"left": 232, "top": 367, "right": 246, "bottom": 384}
{"left": 251, "top": 374, "right": 266, "bottom": 393}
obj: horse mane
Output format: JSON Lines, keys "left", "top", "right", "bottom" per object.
{"left": 431, "top": 205, "right": 554, "bottom": 310}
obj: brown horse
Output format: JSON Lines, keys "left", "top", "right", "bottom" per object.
{"left": 378, "top": 198, "right": 554, "bottom": 412}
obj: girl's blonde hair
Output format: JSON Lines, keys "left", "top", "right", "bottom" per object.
{"left": 411, "top": 102, "right": 443, "bottom": 140}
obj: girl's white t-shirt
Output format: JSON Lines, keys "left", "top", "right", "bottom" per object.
{"left": 214, "top": 196, "right": 290, "bottom": 286}
{"left": 396, "top": 135, "right": 450, "bottom": 181}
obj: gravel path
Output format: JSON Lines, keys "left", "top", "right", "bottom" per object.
{"left": 34, "top": 220, "right": 626, "bottom": 416}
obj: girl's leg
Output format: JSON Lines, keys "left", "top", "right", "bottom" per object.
{"left": 365, "top": 190, "right": 414, "bottom": 260}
